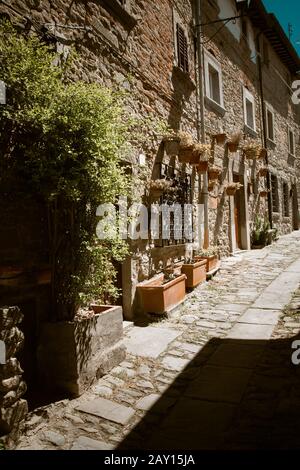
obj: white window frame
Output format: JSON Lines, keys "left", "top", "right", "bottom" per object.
{"left": 204, "top": 51, "right": 224, "bottom": 109}
{"left": 265, "top": 103, "right": 275, "bottom": 143}
{"left": 243, "top": 87, "right": 256, "bottom": 132}
{"left": 288, "top": 127, "right": 295, "bottom": 156}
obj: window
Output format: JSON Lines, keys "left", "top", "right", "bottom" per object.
{"left": 283, "top": 182, "right": 290, "bottom": 217}
{"left": 271, "top": 174, "right": 279, "bottom": 212}
{"left": 288, "top": 128, "right": 295, "bottom": 156}
{"left": 204, "top": 52, "right": 224, "bottom": 108}
{"left": 243, "top": 87, "right": 256, "bottom": 131}
{"left": 265, "top": 104, "right": 275, "bottom": 142}
{"left": 176, "top": 24, "right": 189, "bottom": 73}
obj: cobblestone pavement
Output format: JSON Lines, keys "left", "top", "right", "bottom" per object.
{"left": 16, "top": 231, "right": 300, "bottom": 450}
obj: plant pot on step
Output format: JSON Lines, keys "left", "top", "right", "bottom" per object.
{"left": 181, "top": 259, "right": 207, "bottom": 289}
{"left": 137, "top": 273, "right": 186, "bottom": 315}
{"left": 37, "top": 305, "right": 125, "bottom": 397}
{"left": 194, "top": 254, "right": 218, "bottom": 273}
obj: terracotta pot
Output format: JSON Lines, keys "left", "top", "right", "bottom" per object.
{"left": 259, "top": 190, "right": 268, "bottom": 198}
{"left": 178, "top": 147, "right": 195, "bottom": 163}
{"left": 213, "top": 133, "right": 227, "bottom": 145}
{"left": 259, "top": 148, "right": 267, "bottom": 159}
{"left": 227, "top": 142, "right": 239, "bottom": 152}
{"left": 181, "top": 260, "right": 207, "bottom": 289}
{"left": 258, "top": 168, "right": 268, "bottom": 177}
{"left": 197, "top": 161, "right": 209, "bottom": 172}
{"left": 208, "top": 180, "right": 218, "bottom": 192}
{"left": 194, "top": 255, "right": 218, "bottom": 273}
{"left": 208, "top": 168, "right": 221, "bottom": 180}
{"left": 137, "top": 273, "right": 186, "bottom": 314}
{"left": 226, "top": 186, "right": 237, "bottom": 196}
{"left": 163, "top": 138, "right": 180, "bottom": 156}
{"left": 244, "top": 148, "right": 259, "bottom": 159}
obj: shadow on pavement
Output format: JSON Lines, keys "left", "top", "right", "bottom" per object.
{"left": 118, "top": 333, "right": 300, "bottom": 450}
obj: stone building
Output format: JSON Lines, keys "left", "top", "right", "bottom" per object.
{"left": 0, "top": 0, "right": 300, "bottom": 431}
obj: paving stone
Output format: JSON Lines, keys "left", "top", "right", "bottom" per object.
{"left": 92, "top": 385, "right": 113, "bottom": 397}
{"left": 70, "top": 436, "right": 114, "bottom": 450}
{"left": 76, "top": 398, "right": 135, "bottom": 425}
{"left": 136, "top": 394, "right": 160, "bottom": 410}
{"left": 124, "top": 326, "right": 180, "bottom": 358}
{"left": 184, "top": 365, "right": 252, "bottom": 404}
{"left": 65, "top": 413, "right": 85, "bottom": 424}
{"left": 43, "top": 431, "right": 65, "bottom": 447}
{"left": 161, "top": 356, "right": 190, "bottom": 371}
{"left": 135, "top": 380, "right": 154, "bottom": 389}
{"left": 237, "top": 308, "right": 281, "bottom": 326}
{"left": 208, "top": 342, "right": 265, "bottom": 369}
{"left": 215, "top": 304, "right": 248, "bottom": 313}
{"left": 226, "top": 323, "right": 274, "bottom": 340}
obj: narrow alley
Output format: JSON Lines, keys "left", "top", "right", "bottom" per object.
{"left": 17, "top": 231, "right": 300, "bottom": 450}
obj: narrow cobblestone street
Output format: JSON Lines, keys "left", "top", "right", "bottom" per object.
{"left": 17, "top": 232, "right": 300, "bottom": 450}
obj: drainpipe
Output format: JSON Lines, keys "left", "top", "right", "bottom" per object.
{"left": 195, "top": 0, "right": 209, "bottom": 248}
{"left": 256, "top": 32, "right": 273, "bottom": 228}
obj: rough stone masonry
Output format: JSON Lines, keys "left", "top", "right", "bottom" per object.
{"left": 0, "top": 307, "right": 27, "bottom": 448}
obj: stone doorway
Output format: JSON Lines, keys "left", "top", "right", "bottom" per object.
{"left": 292, "top": 184, "right": 299, "bottom": 231}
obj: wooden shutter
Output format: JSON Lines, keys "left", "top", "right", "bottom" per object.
{"left": 176, "top": 24, "right": 189, "bottom": 73}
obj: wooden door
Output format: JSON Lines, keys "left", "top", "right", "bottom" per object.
{"left": 292, "top": 185, "right": 299, "bottom": 230}
{"left": 233, "top": 175, "right": 242, "bottom": 249}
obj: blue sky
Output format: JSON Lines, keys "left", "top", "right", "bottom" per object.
{"left": 262, "top": 0, "right": 300, "bottom": 56}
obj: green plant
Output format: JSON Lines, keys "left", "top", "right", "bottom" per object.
{"left": 194, "top": 246, "right": 219, "bottom": 257}
{"left": 0, "top": 20, "right": 132, "bottom": 320}
{"left": 251, "top": 216, "right": 270, "bottom": 246}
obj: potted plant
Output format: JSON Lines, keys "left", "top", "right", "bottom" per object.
{"left": 227, "top": 131, "right": 243, "bottom": 152}
{"left": 259, "top": 189, "right": 269, "bottom": 198}
{"left": 194, "top": 246, "right": 219, "bottom": 273}
{"left": 163, "top": 132, "right": 181, "bottom": 156}
{"left": 38, "top": 304, "right": 126, "bottom": 397}
{"left": 208, "top": 166, "right": 221, "bottom": 180}
{"left": 258, "top": 167, "right": 268, "bottom": 177}
{"left": 181, "top": 257, "right": 207, "bottom": 289}
{"left": 150, "top": 179, "right": 174, "bottom": 198}
{"left": 251, "top": 216, "right": 271, "bottom": 248}
{"left": 213, "top": 133, "right": 227, "bottom": 145}
{"left": 137, "top": 269, "right": 186, "bottom": 315}
{"left": 178, "top": 131, "right": 195, "bottom": 163}
{"left": 194, "top": 144, "right": 210, "bottom": 171}
{"left": 243, "top": 141, "right": 261, "bottom": 159}
{"left": 259, "top": 148, "right": 267, "bottom": 159}
{"left": 208, "top": 179, "right": 218, "bottom": 192}
{"left": 225, "top": 182, "right": 243, "bottom": 196}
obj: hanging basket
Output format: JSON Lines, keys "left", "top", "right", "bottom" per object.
{"left": 227, "top": 142, "right": 239, "bottom": 152}
{"left": 258, "top": 167, "right": 268, "bottom": 177}
{"left": 226, "top": 183, "right": 243, "bottom": 196}
{"left": 244, "top": 148, "right": 260, "bottom": 159}
{"left": 208, "top": 167, "right": 221, "bottom": 180}
{"left": 178, "top": 146, "right": 196, "bottom": 163}
{"left": 213, "top": 133, "right": 227, "bottom": 145}
{"left": 163, "top": 137, "right": 180, "bottom": 156}
{"left": 259, "top": 148, "right": 267, "bottom": 159}
{"left": 197, "top": 161, "right": 209, "bottom": 172}
{"left": 259, "top": 190, "right": 269, "bottom": 198}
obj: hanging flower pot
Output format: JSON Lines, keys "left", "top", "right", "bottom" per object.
{"left": 208, "top": 179, "right": 218, "bottom": 192}
{"left": 163, "top": 135, "right": 181, "bottom": 156}
{"left": 197, "top": 160, "right": 209, "bottom": 172}
{"left": 178, "top": 131, "right": 195, "bottom": 163}
{"left": 259, "top": 148, "right": 267, "bottom": 159}
{"left": 258, "top": 167, "right": 268, "bottom": 177}
{"left": 225, "top": 182, "right": 243, "bottom": 196}
{"left": 259, "top": 190, "right": 269, "bottom": 198}
{"left": 208, "top": 166, "right": 221, "bottom": 180}
{"left": 150, "top": 179, "right": 173, "bottom": 198}
{"left": 227, "top": 131, "right": 243, "bottom": 153}
{"left": 213, "top": 133, "right": 227, "bottom": 145}
{"left": 192, "top": 143, "right": 210, "bottom": 167}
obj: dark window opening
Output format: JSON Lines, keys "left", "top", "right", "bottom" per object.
{"left": 283, "top": 182, "right": 290, "bottom": 217}
{"left": 271, "top": 174, "right": 279, "bottom": 213}
{"left": 176, "top": 24, "right": 189, "bottom": 73}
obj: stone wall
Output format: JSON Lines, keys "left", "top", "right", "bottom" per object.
{"left": 1, "top": 0, "right": 300, "bottom": 320}
{"left": 0, "top": 307, "right": 27, "bottom": 448}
